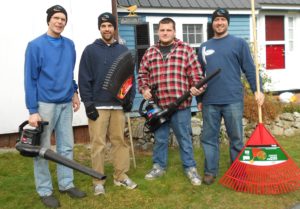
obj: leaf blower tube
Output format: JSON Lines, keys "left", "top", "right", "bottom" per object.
{"left": 139, "top": 68, "right": 221, "bottom": 132}
{"left": 16, "top": 121, "right": 106, "bottom": 180}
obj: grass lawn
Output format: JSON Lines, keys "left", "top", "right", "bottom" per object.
{"left": 0, "top": 134, "right": 299, "bottom": 209}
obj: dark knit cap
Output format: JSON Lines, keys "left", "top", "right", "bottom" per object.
{"left": 98, "top": 12, "right": 116, "bottom": 29}
{"left": 46, "top": 5, "right": 68, "bottom": 24}
{"left": 212, "top": 8, "right": 230, "bottom": 25}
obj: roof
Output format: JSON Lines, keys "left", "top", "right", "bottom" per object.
{"left": 117, "top": 0, "right": 300, "bottom": 9}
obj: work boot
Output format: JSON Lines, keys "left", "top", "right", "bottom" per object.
{"left": 40, "top": 194, "right": 60, "bottom": 208}
{"left": 59, "top": 187, "right": 86, "bottom": 198}
{"left": 203, "top": 174, "right": 216, "bottom": 185}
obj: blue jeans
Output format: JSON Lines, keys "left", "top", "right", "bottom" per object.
{"left": 153, "top": 108, "right": 196, "bottom": 170}
{"left": 34, "top": 102, "right": 74, "bottom": 196}
{"left": 201, "top": 102, "right": 244, "bottom": 177}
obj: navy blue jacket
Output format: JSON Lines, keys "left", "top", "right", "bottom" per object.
{"left": 79, "top": 39, "right": 135, "bottom": 108}
{"left": 197, "top": 34, "right": 261, "bottom": 105}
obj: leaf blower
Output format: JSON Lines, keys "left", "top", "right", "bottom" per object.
{"left": 16, "top": 120, "right": 106, "bottom": 180}
{"left": 139, "top": 68, "right": 221, "bottom": 132}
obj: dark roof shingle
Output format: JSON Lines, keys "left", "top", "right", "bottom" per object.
{"left": 117, "top": 0, "right": 300, "bottom": 9}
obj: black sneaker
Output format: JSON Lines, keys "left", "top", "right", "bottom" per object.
{"left": 40, "top": 194, "right": 60, "bottom": 208}
{"left": 59, "top": 187, "right": 86, "bottom": 198}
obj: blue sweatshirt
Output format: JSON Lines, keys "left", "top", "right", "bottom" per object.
{"left": 78, "top": 39, "right": 132, "bottom": 107}
{"left": 24, "top": 33, "right": 77, "bottom": 114}
{"left": 197, "top": 34, "right": 259, "bottom": 105}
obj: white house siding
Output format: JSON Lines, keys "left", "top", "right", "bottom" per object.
{"left": 0, "top": 0, "right": 111, "bottom": 134}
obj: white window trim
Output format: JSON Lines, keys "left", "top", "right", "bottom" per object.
{"left": 146, "top": 16, "right": 208, "bottom": 45}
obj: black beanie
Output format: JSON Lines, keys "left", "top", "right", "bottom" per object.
{"left": 212, "top": 8, "right": 230, "bottom": 25}
{"left": 46, "top": 5, "right": 68, "bottom": 24}
{"left": 98, "top": 12, "right": 116, "bottom": 30}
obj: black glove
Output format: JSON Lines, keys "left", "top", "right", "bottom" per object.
{"left": 123, "top": 102, "right": 133, "bottom": 113}
{"left": 85, "top": 104, "right": 99, "bottom": 121}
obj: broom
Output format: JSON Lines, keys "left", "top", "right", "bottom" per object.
{"left": 219, "top": 0, "right": 300, "bottom": 194}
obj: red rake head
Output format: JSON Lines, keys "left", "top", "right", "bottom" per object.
{"left": 219, "top": 158, "right": 300, "bottom": 194}
{"left": 246, "top": 123, "right": 278, "bottom": 146}
{"left": 219, "top": 123, "right": 300, "bottom": 194}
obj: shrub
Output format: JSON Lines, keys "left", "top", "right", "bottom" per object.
{"left": 243, "top": 91, "right": 282, "bottom": 123}
{"left": 282, "top": 102, "right": 300, "bottom": 113}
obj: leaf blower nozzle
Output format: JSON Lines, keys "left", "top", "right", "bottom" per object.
{"left": 16, "top": 120, "right": 106, "bottom": 180}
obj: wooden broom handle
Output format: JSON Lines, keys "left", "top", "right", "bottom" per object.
{"left": 251, "top": 0, "right": 263, "bottom": 123}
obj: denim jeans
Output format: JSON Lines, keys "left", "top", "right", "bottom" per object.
{"left": 34, "top": 102, "right": 74, "bottom": 196}
{"left": 153, "top": 108, "right": 196, "bottom": 170}
{"left": 201, "top": 102, "right": 244, "bottom": 177}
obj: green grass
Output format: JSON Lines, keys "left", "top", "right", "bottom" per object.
{"left": 0, "top": 134, "right": 299, "bottom": 209}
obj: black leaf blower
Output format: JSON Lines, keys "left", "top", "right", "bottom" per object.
{"left": 16, "top": 120, "right": 106, "bottom": 180}
{"left": 139, "top": 68, "right": 221, "bottom": 132}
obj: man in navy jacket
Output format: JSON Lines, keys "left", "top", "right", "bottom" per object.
{"left": 78, "top": 12, "right": 137, "bottom": 195}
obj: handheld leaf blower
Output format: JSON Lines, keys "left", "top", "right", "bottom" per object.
{"left": 16, "top": 120, "right": 106, "bottom": 180}
{"left": 139, "top": 68, "right": 221, "bottom": 132}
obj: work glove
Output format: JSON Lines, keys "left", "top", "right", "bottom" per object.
{"left": 85, "top": 104, "right": 99, "bottom": 121}
{"left": 123, "top": 102, "right": 133, "bottom": 113}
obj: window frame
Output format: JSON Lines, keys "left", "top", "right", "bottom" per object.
{"left": 146, "top": 16, "right": 208, "bottom": 47}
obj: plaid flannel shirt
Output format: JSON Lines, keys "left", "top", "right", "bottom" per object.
{"left": 138, "top": 39, "right": 204, "bottom": 109}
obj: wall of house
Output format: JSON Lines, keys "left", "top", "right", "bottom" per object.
{"left": 0, "top": 0, "right": 111, "bottom": 134}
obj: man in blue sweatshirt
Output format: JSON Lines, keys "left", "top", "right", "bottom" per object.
{"left": 197, "top": 8, "right": 265, "bottom": 185}
{"left": 78, "top": 12, "right": 137, "bottom": 196}
{"left": 24, "top": 5, "right": 86, "bottom": 208}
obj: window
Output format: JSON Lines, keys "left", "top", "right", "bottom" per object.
{"left": 182, "top": 24, "right": 203, "bottom": 46}
{"left": 152, "top": 23, "right": 204, "bottom": 48}
{"left": 288, "top": 17, "right": 294, "bottom": 51}
{"left": 153, "top": 24, "right": 159, "bottom": 43}
{"left": 136, "top": 24, "right": 150, "bottom": 69}
{"left": 265, "top": 16, "right": 285, "bottom": 70}
{"left": 265, "top": 16, "right": 284, "bottom": 41}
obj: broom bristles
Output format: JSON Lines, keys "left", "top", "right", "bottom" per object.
{"left": 220, "top": 158, "right": 300, "bottom": 194}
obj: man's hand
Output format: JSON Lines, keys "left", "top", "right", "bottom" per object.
{"left": 72, "top": 92, "right": 80, "bottom": 112}
{"left": 28, "top": 113, "right": 42, "bottom": 127}
{"left": 197, "top": 103, "right": 203, "bottom": 111}
{"left": 142, "top": 88, "right": 152, "bottom": 100}
{"left": 190, "top": 86, "right": 205, "bottom": 96}
{"left": 255, "top": 91, "right": 265, "bottom": 106}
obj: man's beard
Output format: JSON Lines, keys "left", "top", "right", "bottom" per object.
{"left": 214, "top": 28, "right": 228, "bottom": 37}
{"left": 101, "top": 33, "right": 114, "bottom": 43}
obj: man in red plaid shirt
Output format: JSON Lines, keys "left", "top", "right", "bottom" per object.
{"left": 138, "top": 17, "right": 205, "bottom": 186}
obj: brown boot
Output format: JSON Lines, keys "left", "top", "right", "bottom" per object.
{"left": 203, "top": 174, "right": 216, "bottom": 185}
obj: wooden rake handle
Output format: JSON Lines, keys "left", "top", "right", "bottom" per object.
{"left": 251, "top": 0, "right": 262, "bottom": 123}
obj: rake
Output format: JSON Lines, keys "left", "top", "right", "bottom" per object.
{"left": 219, "top": 0, "right": 300, "bottom": 194}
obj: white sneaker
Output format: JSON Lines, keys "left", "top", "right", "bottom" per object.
{"left": 114, "top": 178, "right": 138, "bottom": 189}
{"left": 145, "top": 164, "right": 166, "bottom": 180}
{"left": 94, "top": 184, "right": 105, "bottom": 195}
{"left": 186, "top": 167, "right": 202, "bottom": 186}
